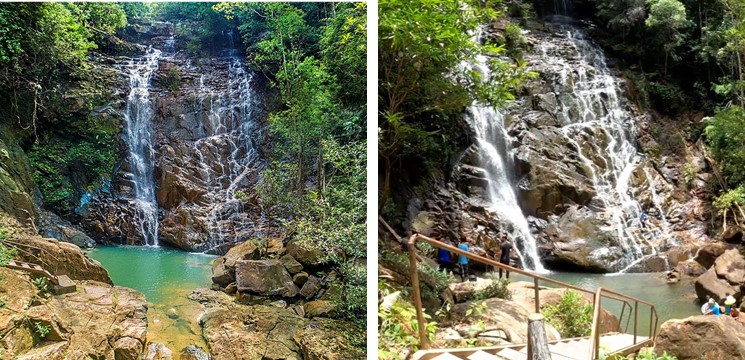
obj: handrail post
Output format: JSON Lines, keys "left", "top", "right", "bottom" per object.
{"left": 588, "top": 288, "right": 603, "bottom": 360}
{"left": 534, "top": 277, "right": 540, "bottom": 313}
{"left": 527, "top": 313, "right": 552, "bottom": 359}
{"left": 633, "top": 300, "right": 638, "bottom": 344}
{"left": 619, "top": 303, "right": 627, "bottom": 333}
{"left": 649, "top": 304, "right": 653, "bottom": 338}
{"left": 407, "top": 234, "right": 430, "bottom": 350}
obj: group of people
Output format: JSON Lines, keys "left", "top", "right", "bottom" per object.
{"left": 701, "top": 293, "right": 740, "bottom": 319}
{"left": 436, "top": 233, "right": 514, "bottom": 282}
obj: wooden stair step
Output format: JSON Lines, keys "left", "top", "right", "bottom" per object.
{"left": 467, "top": 350, "right": 499, "bottom": 360}
{"left": 431, "top": 353, "right": 464, "bottom": 360}
{"left": 495, "top": 348, "right": 527, "bottom": 360}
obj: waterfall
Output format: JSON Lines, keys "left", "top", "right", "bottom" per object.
{"left": 123, "top": 47, "right": 161, "bottom": 246}
{"left": 465, "top": 53, "right": 546, "bottom": 272}
{"left": 193, "top": 57, "right": 258, "bottom": 249}
{"left": 535, "top": 27, "right": 667, "bottom": 271}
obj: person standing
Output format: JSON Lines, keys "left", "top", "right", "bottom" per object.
{"left": 499, "top": 234, "right": 513, "bottom": 279}
{"left": 457, "top": 238, "right": 470, "bottom": 282}
{"left": 640, "top": 211, "right": 648, "bottom": 228}
{"left": 437, "top": 240, "right": 453, "bottom": 272}
{"left": 725, "top": 293, "right": 737, "bottom": 315}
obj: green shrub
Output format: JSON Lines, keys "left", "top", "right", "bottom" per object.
{"left": 378, "top": 295, "right": 437, "bottom": 359}
{"left": 541, "top": 290, "right": 592, "bottom": 338}
{"left": 233, "top": 190, "right": 249, "bottom": 201}
{"left": 31, "top": 277, "right": 48, "bottom": 293}
{"left": 32, "top": 321, "right": 51, "bottom": 339}
{"left": 474, "top": 278, "right": 512, "bottom": 301}
{"left": 635, "top": 348, "right": 678, "bottom": 360}
{"left": 161, "top": 66, "right": 181, "bottom": 94}
{"left": 683, "top": 163, "right": 695, "bottom": 188}
{"left": 0, "top": 226, "right": 16, "bottom": 267}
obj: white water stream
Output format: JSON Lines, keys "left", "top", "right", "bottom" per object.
{"left": 536, "top": 28, "right": 670, "bottom": 271}
{"left": 123, "top": 47, "right": 161, "bottom": 246}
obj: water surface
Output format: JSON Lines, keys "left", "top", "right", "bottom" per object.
{"left": 509, "top": 271, "right": 700, "bottom": 335}
{"left": 89, "top": 246, "right": 216, "bottom": 352}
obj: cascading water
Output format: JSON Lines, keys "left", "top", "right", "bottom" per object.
{"left": 193, "top": 57, "right": 259, "bottom": 250}
{"left": 465, "top": 53, "right": 546, "bottom": 272}
{"left": 123, "top": 47, "right": 161, "bottom": 246}
{"left": 468, "top": 105, "right": 547, "bottom": 272}
{"left": 533, "top": 27, "right": 669, "bottom": 271}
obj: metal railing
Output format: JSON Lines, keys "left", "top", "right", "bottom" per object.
{"left": 405, "top": 233, "right": 659, "bottom": 357}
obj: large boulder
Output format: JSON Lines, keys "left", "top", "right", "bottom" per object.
{"left": 235, "top": 259, "right": 299, "bottom": 297}
{"left": 655, "top": 315, "right": 745, "bottom": 359}
{"left": 0, "top": 273, "right": 148, "bottom": 360}
{"left": 211, "top": 240, "right": 261, "bottom": 287}
{"left": 293, "top": 318, "right": 365, "bottom": 360}
{"left": 513, "top": 128, "right": 596, "bottom": 217}
{"left": 508, "top": 281, "right": 620, "bottom": 334}
{"left": 694, "top": 249, "right": 745, "bottom": 303}
{"left": 693, "top": 243, "right": 728, "bottom": 269}
{"left": 200, "top": 304, "right": 308, "bottom": 360}
{"left": 541, "top": 206, "right": 625, "bottom": 273}
{"left": 287, "top": 242, "right": 325, "bottom": 267}
{"left": 12, "top": 235, "right": 112, "bottom": 284}
{"left": 445, "top": 298, "right": 561, "bottom": 345}
{"left": 36, "top": 209, "right": 96, "bottom": 249}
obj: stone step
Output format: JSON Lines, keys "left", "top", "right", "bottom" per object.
{"left": 52, "top": 275, "right": 76, "bottom": 295}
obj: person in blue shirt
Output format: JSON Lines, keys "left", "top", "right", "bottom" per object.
{"left": 712, "top": 301, "right": 722, "bottom": 316}
{"left": 640, "top": 211, "right": 648, "bottom": 228}
{"left": 457, "top": 239, "right": 470, "bottom": 282}
{"left": 437, "top": 240, "right": 453, "bottom": 272}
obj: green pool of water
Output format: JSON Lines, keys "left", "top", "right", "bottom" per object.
{"left": 88, "top": 245, "right": 215, "bottom": 303}
{"left": 508, "top": 272, "right": 700, "bottom": 335}
{"left": 88, "top": 245, "right": 216, "bottom": 351}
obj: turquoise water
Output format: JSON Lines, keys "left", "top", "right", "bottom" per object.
{"left": 88, "top": 246, "right": 216, "bottom": 351}
{"left": 88, "top": 246, "right": 215, "bottom": 303}
{"left": 508, "top": 272, "right": 700, "bottom": 335}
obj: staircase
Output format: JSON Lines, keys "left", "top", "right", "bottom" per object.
{"left": 418, "top": 333, "right": 651, "bottom": 360}
{"left": 400, "top": 232, "right": 660, "bottom": 360}
{"left": 5, "top": 260, "right": 76, "bottom": 294}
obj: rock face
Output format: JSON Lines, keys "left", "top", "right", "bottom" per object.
{"left": 12, "top": 234, "right": 112, "bottom": 284}
{"left": 197, "top": 296, "right": 362, "bottom": 360}
{"left": 80, "top": 25, "right": 272, "bottom": 253}
{"left": 655, "top": 315, "right": 745, "bottom": 359}
{"left": 399, "top": 22, "right": 713, "bottom": 273}
{"left": 0, "top": 268, "right": 147, "bottom": 360}
{"left": 36, "top": 209, "right": 96, "bottom": 248}
{"left": 235, "top": 259, "right": 299, "bottom": 297}
{"left": 0, "top": 135, "right": 37, "bottom": 230}
{"left": 293, "top": 318, "right": 365, "bottom": 360}
{"left": 694, "top": 248, "right": 745, "bottom": 302}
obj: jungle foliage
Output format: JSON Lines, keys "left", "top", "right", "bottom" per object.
{"left": 215, "top": 2, "right": 367, "bottom": 322}
{"left": 378, "top": 0, "right": 534, "bottom": 218}
{"left": 0, "top": 2, "right": 129, "bottom": 213}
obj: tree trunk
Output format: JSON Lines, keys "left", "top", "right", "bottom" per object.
{"left": 380, "top": 155, "right": 392, "bottom": 212}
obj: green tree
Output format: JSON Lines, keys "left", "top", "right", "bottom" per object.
{"left": 378, "top": 0, "right": 532, "bottom": 211}
{"left": 705, "top": 106, "right": 745, "bottom": 187}
{"left": 645, "top": 0, "right": 691, "bottom": 76}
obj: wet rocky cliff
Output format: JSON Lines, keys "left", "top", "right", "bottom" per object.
{"left": 76, "top": 24, "right": 274, "bottom": 253}
{"left": 406, "top": 21, "right": 714, "bottom": 273}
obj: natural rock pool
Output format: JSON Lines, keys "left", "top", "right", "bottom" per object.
{"left": 88, "top": 246, "right": 216, "bottom": 353}
{"left": 510, "top": 272, "right": 700, "bottom": 334}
